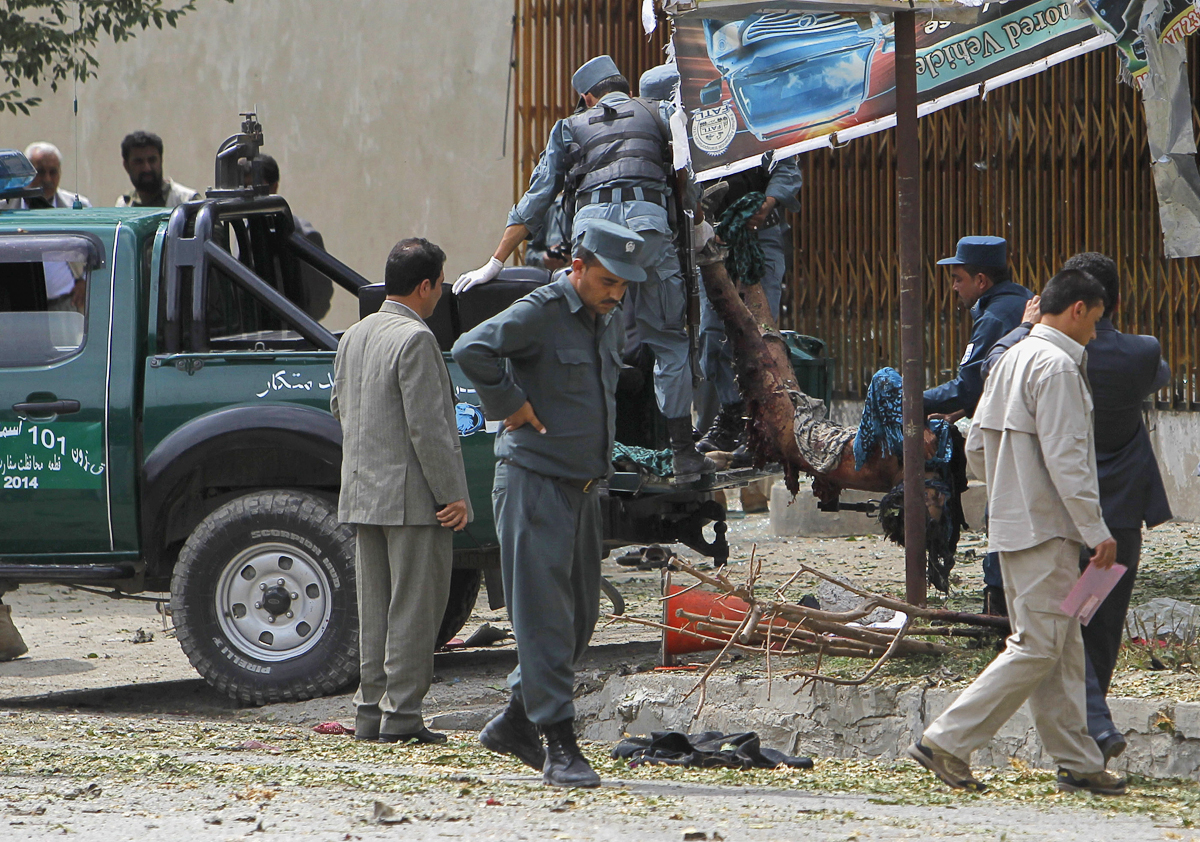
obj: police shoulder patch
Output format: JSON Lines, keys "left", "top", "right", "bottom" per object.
{"left": 455, "top": 403, "right": 485, "bottom": 436}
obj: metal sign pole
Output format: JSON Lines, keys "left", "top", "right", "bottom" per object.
{"left": 895, "top": 9, "right": 927, "bottom": 606}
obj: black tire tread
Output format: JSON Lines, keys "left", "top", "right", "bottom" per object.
{"left": 171, "top": 490, "right": 358, "bottom": 706}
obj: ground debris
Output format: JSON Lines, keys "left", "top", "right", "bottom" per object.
{"left": 129, "top": 628, "right": 154, "bottom": 644}
{"left": 371, "top": 800, "right": 410, "bottom": 825}
{"left": 61, "top": 782, "right": 101, "bottom": 800}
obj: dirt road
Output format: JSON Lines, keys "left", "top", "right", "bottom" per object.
{"left": 2, "top": 499, "right": 1200, "bottom": 838}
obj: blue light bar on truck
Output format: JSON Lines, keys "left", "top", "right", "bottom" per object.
{"left": 0, "top": 149, "right": 36, "bottom": 197}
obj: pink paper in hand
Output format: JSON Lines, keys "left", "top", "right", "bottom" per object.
{"left": 1060, "top": 563, "right": 1128, "bottom": 625}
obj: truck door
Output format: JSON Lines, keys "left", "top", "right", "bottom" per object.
{"left": 0, "top": 232, "right": 113, "bottom": 557}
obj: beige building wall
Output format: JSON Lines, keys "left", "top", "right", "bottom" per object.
{"left": 2, "top": 0, "right": 515, "bottom": 330}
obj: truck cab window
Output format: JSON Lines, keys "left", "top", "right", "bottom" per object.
{"left": 0, "top": 235, "right": 96, "bottom": 367}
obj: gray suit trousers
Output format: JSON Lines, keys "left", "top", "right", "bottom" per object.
{"left": 353, "top": 523, "right": 452, "bottom": 737}
{"left": 922, "top": 537, "right": 1105, "bottom": 774}
{"left": 494, "top": 461, "right": 602, "bottom": 726}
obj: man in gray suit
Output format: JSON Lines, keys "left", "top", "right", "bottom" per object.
{"left": 331, "top": 237, "right": 472, "bottom": 745}
{"left": 984, "top": 251, "right": 1172, "bottom": 763}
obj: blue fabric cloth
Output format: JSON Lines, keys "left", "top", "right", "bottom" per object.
{"left": 855, "top": 367, "right": 953, "bottom": 471}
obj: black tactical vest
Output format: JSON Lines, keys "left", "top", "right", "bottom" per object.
{"left": 564, "top": 97, "right": 672, "bottom": 200}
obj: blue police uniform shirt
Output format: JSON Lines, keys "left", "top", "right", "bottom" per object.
{"left": 451, "top": 274, "right": 624, "bottom": 481}
{"left": 923, "top": 279, "right": 1034, "bottom": 416}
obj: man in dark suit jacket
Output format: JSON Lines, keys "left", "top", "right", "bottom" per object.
{"left": 332, "top": 237, "right": 472, "bottom": 745}
{"left": 983, "top": 251, "right": 1172, "bottom": 764}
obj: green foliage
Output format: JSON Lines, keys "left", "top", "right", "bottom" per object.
{"left": 0, "top": 0, "right": 231, "bottom": 114}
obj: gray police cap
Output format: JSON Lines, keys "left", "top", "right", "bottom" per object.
{"left": 639, "top": 63, "right": 679, "bottom": 101}
{"left": 578, "top": 219, "right": 646, "bottom": 283}
{"left": 572, "top": 55, "right": 621, "bottom": 96}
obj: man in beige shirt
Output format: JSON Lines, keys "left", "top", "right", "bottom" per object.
{"left": 909, "top": 268, "right": 1124, "bottom": 796}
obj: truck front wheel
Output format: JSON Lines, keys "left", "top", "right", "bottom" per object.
{"left": 171, "top": 490, "right": 359, "bottom": 705}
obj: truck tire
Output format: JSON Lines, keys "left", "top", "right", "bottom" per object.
{"left": 438, "top": 568, "right": 482, "bottom": 647}
{"left": 171, "top": 490, "right": 358, "bottom": 705}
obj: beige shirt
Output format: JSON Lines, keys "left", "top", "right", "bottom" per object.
{"left": 115, "top": 178, "right": 201, "bottom": 208}
{"left": 967, "top": 323, "right": 1112, "bottom": 553}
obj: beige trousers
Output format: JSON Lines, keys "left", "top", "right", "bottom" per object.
{"left": 353, "top": 523, "right": 452, "bottom": 738}
{"left": 922, "top": 537, "right": 1104, "bottom": 774}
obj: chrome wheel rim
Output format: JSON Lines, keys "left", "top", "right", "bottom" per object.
{"left": 214, "top": 542, "right": 333, "bottom": 662}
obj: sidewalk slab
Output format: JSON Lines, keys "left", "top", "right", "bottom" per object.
{"left": 577, "top": 673, "right": 1200, "bottom": 780}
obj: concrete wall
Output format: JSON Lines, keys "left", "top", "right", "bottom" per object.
{"left": 830, "top": 399, "right": 1200, "bottom": 525}
{"left": 1149, "top": 409, "right": 1200, "bottom": 523}
{"left": 2, "top": 0, "right": 514, "bottom": 331}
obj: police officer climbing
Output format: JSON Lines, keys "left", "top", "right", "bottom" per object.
{"left": 456, "top": 55, "right": 715, "bottom": 481}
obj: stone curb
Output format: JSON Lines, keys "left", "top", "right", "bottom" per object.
{"left": 573, "top": 674, "right": 1200, "bottom": 780}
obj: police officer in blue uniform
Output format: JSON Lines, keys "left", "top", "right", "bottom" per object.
{"left": 455, "top": 55, "right": 714, "bottom": 481}
{"left": 452, "top": 220, "right": 647, "bottom": 789}
{"left": 925, "top": 235, "right": 1033, "bottom": 614}
{"left": 923, "top": 236, "right": 1033, "bottom": 417}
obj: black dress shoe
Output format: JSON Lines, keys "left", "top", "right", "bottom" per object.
{"left": 480, "top": 695, "right": 545, "bottom": 771}
{"left": 1096, "top": 730, "right": 1127, "bottom": 763}
{"left": 378, "top": 727, "right": 447, "bottom": 745}
{"left": 539, "top": 718, "right": 600, "bottom": 788}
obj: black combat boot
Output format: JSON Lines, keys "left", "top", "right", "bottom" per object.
{"left": 479, "top": 694, "right": 545, "bottom": 771}
{"left": 697, "top": 402, "right": 745, "bottom": 454}
{"left": 983, "top": 585, "right": 1007, "bottom": 617}
{"left": 667, "top": 416, "right": 717, "bottom": 483}
{"left": 539, "top": 718, "right": 601, "bottom": 788}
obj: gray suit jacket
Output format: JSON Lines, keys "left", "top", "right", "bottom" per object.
{"left": 332, "top": 300, "right": 472, "bottom": 526}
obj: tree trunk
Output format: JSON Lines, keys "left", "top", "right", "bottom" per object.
{"left": 698, "top": 258, "right": 917, "bottom": 500}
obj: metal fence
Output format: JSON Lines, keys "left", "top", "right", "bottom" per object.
{"left": 511, "top": 0, "right": 670, "bottom": 204}
{"left": 512, "top": 5, "right": 1199, "bottom": 410}
{"left": 790, "top": 40, "right": 1200, "bottom": 409}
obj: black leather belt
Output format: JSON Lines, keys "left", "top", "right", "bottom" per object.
{"left": 581, "top": 187, "right": 668, "bottom": 209}
{"left": 500, "top": 458, "right": 603, "bottom": 493}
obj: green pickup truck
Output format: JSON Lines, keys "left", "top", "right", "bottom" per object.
{"left": 0, "top": 130, "right": 763, "bottom": 705}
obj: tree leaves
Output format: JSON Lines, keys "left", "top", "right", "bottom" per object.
{"left": 0, "top": 0, "right": 233, "bottom": 112}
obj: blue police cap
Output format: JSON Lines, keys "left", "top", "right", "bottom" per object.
{"left": 937, "top": 236, "right": 1007, "bottom": 268}
{"left": 639, "top": 63, "right": 679, "bottom": 101}
{"left": 578, "top": 219, "right": 646, "bottom": 283}
{"left": 572, "top": 55, "right": 621, "bottom": 96}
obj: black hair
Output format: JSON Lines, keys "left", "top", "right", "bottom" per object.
{"left": 572, "top": 244, "right": 601, "bottom": 266}
{"left": 959, "top": 262, "right": 1009, "bottom": 286}
{"left": 588, "top": 74, "right": 631, "bottom": 98}
{"left": 1039, "top": 268, "right": 1107, "bottom": 316}
{"left": 254, "top": 154, "right": 280, "bottom": 185}
{"left": 876, "top": 424, "right": 969, "bottom": 594}
{"left": 121, "top": 130, "right": 164, "bottom": 160}
{"left": 1062, "top": 251, "right": 1118, "bottom": 317}
{"left": 384, "top": 238, "right": 446, "bottom": 297}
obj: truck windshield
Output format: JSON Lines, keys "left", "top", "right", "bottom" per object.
{"left": 0, "top": 234, "right": 100, "bottom": 367}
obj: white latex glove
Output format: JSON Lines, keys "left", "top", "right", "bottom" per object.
{"left": 453, "top": 257, "right": 503, "bottom": 294}
{"left": 693, "top": 220, "right": 715, "bottom": 250}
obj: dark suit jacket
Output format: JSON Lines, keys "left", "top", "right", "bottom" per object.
{"left": 985, "top": 317, "right": 1172, "bottom": 528}
{"left": 923, "top": 280, "right": 1034, "bottom": 416}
